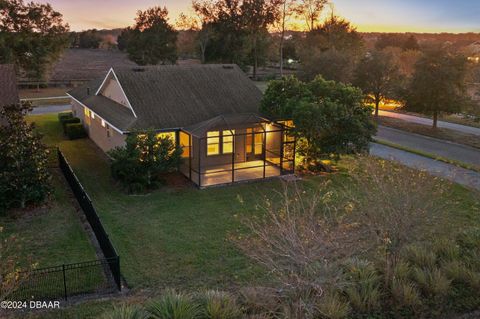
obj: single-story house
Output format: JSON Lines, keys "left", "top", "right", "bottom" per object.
{"left": 0, "top": 64, "right": 20, "bottom": 125}
{"left": 68, "top": 64, "right": 295, "bottom": 187}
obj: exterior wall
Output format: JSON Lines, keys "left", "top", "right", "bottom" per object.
{"left": 71, "top": 99, "right": 126, "bottom": 152}
{"left": 198, "top": 130, "right": 246, "bottom": 169}
{"left": 100, "top": 78, "right": 130, "bottom": 109}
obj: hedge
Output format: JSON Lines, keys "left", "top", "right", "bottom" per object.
{"left": 62, "top": 117, "right": 81, "bottom": 133}
{"left": 58, "top": 111, "right": 74, "bottom": 123}
{"left": 65, "top": 123, "right": 87, "bottom": 140}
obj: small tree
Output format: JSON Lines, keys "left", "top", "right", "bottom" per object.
{"left": 354, "top": 50, "right": 401, "bottom": 117}
{"left": 108, "top": 131, "right": 182, "bottom": 192}
{"left": 0, "top": 103, "right": 51, "bottom": 211}
{"left": 405, "top": 48, "right": 470, "bottom": 128}
{"left": 120, "top": 6, "right": 178, "bottom": 65}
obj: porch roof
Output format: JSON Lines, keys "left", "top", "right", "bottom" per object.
{"left": 182, "top": 113, "right": 271, "bottom": 137}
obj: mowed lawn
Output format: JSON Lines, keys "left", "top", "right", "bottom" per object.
{"left": 1, "top": 130, "right": 97, "bottom": 268}
{"left": 27, "top": 113, "right": 480, "bottom": 290}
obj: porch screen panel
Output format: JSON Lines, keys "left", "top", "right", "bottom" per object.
{"left": 222, "top": 130, "right": 235, "bottom": 154}
{"left": 179, "top": 131, "right": 191, "bottom": 158}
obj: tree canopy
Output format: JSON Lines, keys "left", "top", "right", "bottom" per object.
{"left": 298, "top": 15, "right": 364, "bottom": 83}
{"left": 0, "top": 0, "right": 69, "bottom": 80}
{"left": 404, "top": 48, "right": 471, "bottom": 128}
{"left": 354, "top": 50, "right": 401, "bottom": 116}
{"left": 0, "top": 103, "right": 51, "bottom": 211}
{"left": 118, "top": 6, "right": 178, "bottom": 65}
{"left": 261, "top": 76, "right": 376, "bottom": 170}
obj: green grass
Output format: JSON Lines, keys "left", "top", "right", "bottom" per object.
{"left": 374, "top": 138, "right": 480, "bottom": 173}
{"left": 26, "top": 114, "right": 480, "bottom": 292}
{"left": 0, "top": 153, "right": 97, "bottom": 270}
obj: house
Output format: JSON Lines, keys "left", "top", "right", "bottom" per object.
{"left": 0, "top": 64, "right": 20, "bottom": 125}
{"left": 68, "top": 64, "right": 295, "bottom": 187}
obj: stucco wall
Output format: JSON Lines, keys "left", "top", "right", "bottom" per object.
{"left": 71, "top": 99, "right": 126, "bottom": 152}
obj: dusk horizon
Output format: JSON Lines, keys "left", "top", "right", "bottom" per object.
{"left": 41, "top": 0, "right": 480, "bottom": 33}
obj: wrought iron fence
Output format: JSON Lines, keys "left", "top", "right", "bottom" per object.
{"left": 57, "top": 149, "right": 121, "bottom": 291}
{"left": 8, "top": 258, "right": 119, "bottom": 301}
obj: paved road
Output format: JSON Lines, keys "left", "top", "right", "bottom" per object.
{"left": 379, "top": 110, "right": 480, "bottom": 136}
{"left": 30, "top": 104, "right": 71, "bottom": 115}
{"left": 370, "top": 143, "right": 480, "bottom": 191}
{"left": 376, "top": 126, "right": 480, "bottom": 168}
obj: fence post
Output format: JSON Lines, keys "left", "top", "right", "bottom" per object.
{"left": 62, "top": 264, "right": 67, "bottom": 301}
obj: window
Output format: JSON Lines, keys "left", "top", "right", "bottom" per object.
{"left": 254, "top": 132, "right": 263, "bottom": 155}
{"left": 207, "top": 131, "right": 220, "bottom": 156}
{"left": 84, "top": 107, "right": 91, "bottom": 125}
{"left": 180, "top": 132, "right": 191, "bottom": 158}
{"left": 222, "top": 130, "right": 234, "bottom": 154}
{"left": 246, "top": 128, "right": 253, "bottom": 153}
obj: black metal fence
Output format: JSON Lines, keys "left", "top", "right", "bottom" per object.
{"left": 9, "top": 258, "right": 119, "bottom": 301}
{"left": 57, "top": 149, "right": 121, "bottom": 291}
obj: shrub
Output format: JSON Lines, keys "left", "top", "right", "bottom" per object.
{"left": 390, "top": 279, "right": 422, "bottom": 309}
{"left": 62, "top": 117, "right": 81, "bottom": 133}
{"left": 101, "top": 304, "right": 148, "bottom": 319}
{"left": 197, "top": 290, "right": 242, "bottom": 319}
{"left": 58, "top": 111, "right": 73, "bottom": 122}
{"left": 108, "top": 130, "right": 182, "bottom": 193}
{"left": 343, "top": 258, "right": 382, "bottom": 314}
{"left": 316, "top": 293, "right": 350, "bottom": 319}
{"left": 65, "top": 123, "right": 87, "bottom": 140}
{"left": 146, "top": 289, "right": 200, "bottom": 319}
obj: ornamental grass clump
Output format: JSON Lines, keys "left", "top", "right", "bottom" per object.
{"left": 196, "top": 290, "right": 242, "bottom": 319}
{"left": 146, "top": 289, "right": 200, "bottom": 319}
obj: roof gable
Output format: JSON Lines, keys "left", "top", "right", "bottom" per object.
{"left": 69, "top": 64, "right": 264, "bottom": 132}
{"left": 95, "top": 68, "right": 137, "bottom": 118}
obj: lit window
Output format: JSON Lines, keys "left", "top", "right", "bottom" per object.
{"left": 222, "top": 130, "right": 234, "bottom": 154}
{"left": 207, "top": 131, "right": 220, "bottom": 156}
{"left": 84, "top": 107, "right": 91, "bottom": 125}
{"left": 101, "top": 119, "right": 106, "bottom": 127}
{"left": 180, "top": 131, "right": 191, "bottom": 158}
{"left": 254, "top": 132, "right": 263, "bottom": 155}
{"left": 246, "top": 128, "right": 253, "bottom": 153}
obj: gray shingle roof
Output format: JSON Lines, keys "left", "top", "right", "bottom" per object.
{"left": 68, "top": 64, "right": 263, "bottom": 132}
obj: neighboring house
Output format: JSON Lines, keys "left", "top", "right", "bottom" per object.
{"left": 68, "top": 64, "right": 295, "bottom": 187}
{"left": 0, "top": 64, "right": 20, "bottom": 125}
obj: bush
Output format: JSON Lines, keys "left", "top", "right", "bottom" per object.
{"left": 58, "top": 111, "right": 73, "bottom": 122}
{"left": 62, "top": 117, "right": 81, "bottom": 133}
{"left": 196, "top": 290, "right": 242, "bottom": 319}
{"left": 101, "top": 304, "right": 148, "bottom": 319}
{"left": 146, "top": 290, "right": 200, "bottom": 319}
{"left": 65, "top": 123, "right": 87, "bottom": 140}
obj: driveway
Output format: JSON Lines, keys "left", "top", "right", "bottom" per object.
{"left": 30, "top": 104, "right": 71, "bottom": 115}
{"left": 376, "top": 126, "right": 480, "bottom": 168}
{"left": 379, "top": 110, "right": 480, "bottom": 136}
{"left": 370, "top": 143, "right": 480, "bottom": 191}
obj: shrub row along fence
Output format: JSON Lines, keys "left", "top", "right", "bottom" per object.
{"left": 6, "top": 150, "right": 121, "bottom": 301}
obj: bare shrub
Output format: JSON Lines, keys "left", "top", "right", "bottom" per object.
{"left": 343, "top": 157, "right": 449, "bottom": 283}
{"left": 234, "top": 181, "right": 357, "bottom": 318}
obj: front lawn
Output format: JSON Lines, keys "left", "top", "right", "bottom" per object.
{"left": 27, "top": 113, "right": 480, "bottom": 291}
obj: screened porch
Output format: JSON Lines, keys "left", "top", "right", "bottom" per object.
{"left": 178, "top": 114, "right": 295, "bottom": 188}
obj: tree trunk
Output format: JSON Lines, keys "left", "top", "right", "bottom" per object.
{"left": 375, "top": 98, "right": 380, "bottom": 117}
{"left": 253, "top": 37, "right": 258, "bottom": 80}
{"left": 433, "top": 110, "right": 438, "bottom": 129}
{"left": 279, "top": 1, "right": 287, "bottom": 78}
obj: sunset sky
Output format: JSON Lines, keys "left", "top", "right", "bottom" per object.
{"left": 44, "top": 0, "right": 480, "bottom": 33}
